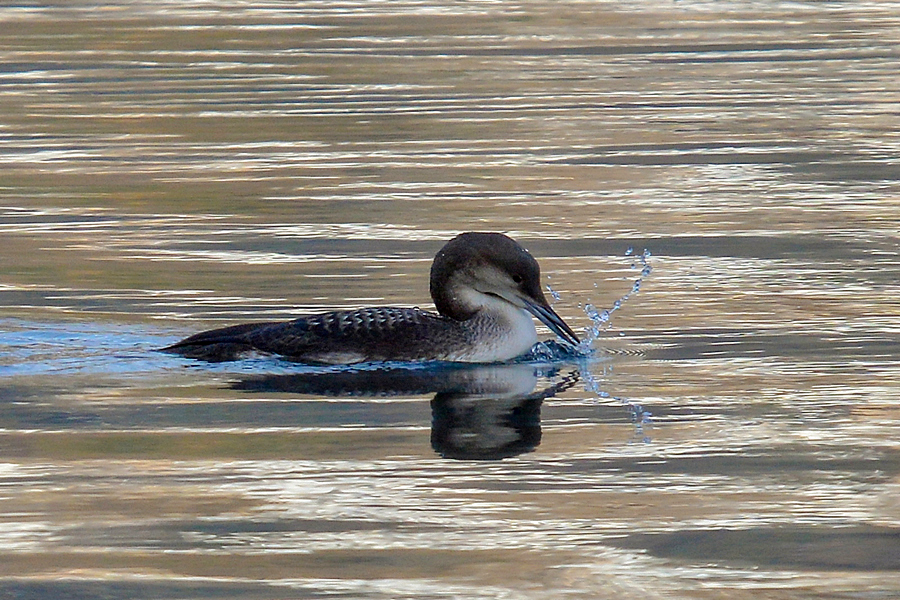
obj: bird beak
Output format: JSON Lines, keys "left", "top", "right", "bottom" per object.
{"left": 522, "top": 298, "right": 580, "bottom": 347}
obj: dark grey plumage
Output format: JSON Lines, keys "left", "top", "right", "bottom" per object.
{"left": 167, "top": 307, "right": 471, "bottom": 363}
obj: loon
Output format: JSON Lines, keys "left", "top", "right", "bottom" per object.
{"left": 162, "top": 232, "right": 580, "bottom": 364}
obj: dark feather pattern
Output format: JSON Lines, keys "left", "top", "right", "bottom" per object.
{"left": 164, "top": 307, "right": 470, "bottom": 363}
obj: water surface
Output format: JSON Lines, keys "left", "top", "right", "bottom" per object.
{"left": 1, "top": 2, "right": 899, "bottom": 599}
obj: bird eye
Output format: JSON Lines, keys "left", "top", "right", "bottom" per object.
{"left": 512, "top": 274, "right": 523, "bottom": 284}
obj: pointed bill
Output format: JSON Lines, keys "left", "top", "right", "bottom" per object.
{"left": 523, "top": 299, "right": 580, "bottom": 346}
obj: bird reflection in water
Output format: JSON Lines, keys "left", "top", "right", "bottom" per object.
{"left": 231, "top": 363, "right": 579, "bottom": 461}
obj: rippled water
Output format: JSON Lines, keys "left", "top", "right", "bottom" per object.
{"left": 2, "top": 2, "right": 899, "bottom": 599}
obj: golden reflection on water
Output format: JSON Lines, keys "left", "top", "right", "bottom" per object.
{"left": 1, "top": 1, "right": 899, "bottom": 599}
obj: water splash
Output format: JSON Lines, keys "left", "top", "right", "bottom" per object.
{"left": 523, "top": 339, "right": 580, "bottom": 362}
{"left": 546, "top": 285, "right": 562, "bottom": 302}
{"left": 546, "top": 274, "right": 562, "bottom": 302}
{"left": 538, "top": 246, "right": 652, "bottom": 359}
{"left": 576, "top": 248, "right": 652, "bottom": 353}
{"left": 577, "top": 357, "right": 653, "bottom": 444}
{"left": 543, "top": 247, "right": 654, "bottom": 443}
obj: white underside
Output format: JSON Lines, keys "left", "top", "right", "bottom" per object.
{"left": 304, "top": 351, "right": 369, "bottom": 364}
{"left": 442, "top": 293, "right": 538, "bottom": 363}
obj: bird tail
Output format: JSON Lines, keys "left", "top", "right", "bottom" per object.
{"left": 161, "top": 322, "right": 279, "bottom": 361}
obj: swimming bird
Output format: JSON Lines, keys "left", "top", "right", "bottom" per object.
{"left": 162, "top": 232, "right": 580, "bottom": 364}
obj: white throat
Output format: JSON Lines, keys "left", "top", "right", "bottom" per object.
{"left": 443, "top": 290, "right": 538, "bottom": 362}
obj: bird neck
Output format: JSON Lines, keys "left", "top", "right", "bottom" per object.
{"left": 447, "top": 294, "right": 538, "bottom": 362}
